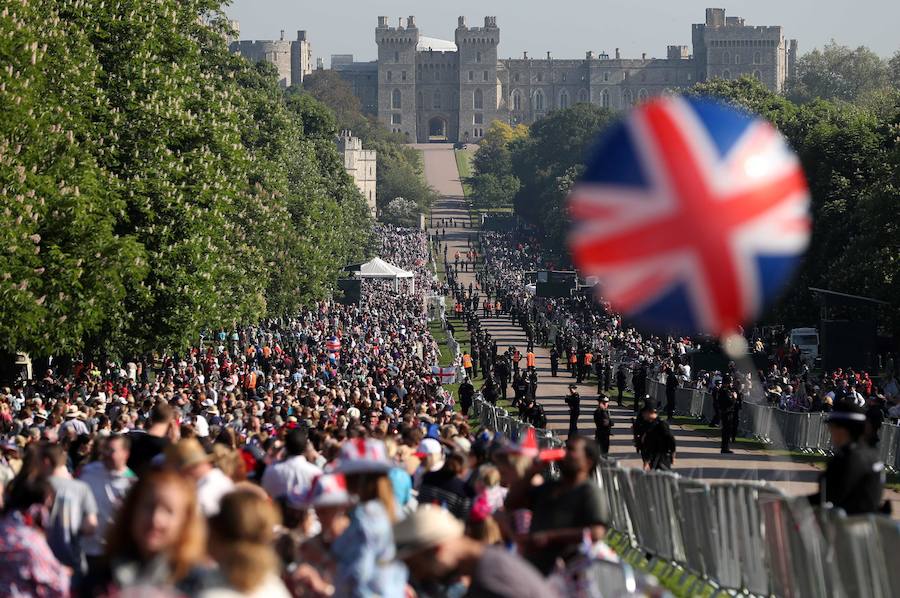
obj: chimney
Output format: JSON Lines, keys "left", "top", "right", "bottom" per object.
{"left": 642, "top": 52, "right": 646, "bottom": 60}
{"left": 407, "top": 16, "right": 416, "bottom": 28}
{"left": 458, "top": 16, "right": 467, "bottom": 28}
{"left": 547, "top": 51, "right": 551, "bottom": 60}
{"left": 280, "top": 30, "right": 285, "bottom": 41}
{"left": 377, "top": 16, "right": 388, "bottom": 28}
{"left": 398, "top": 17, "right": 403, "bottom": 29}
{"left": 586, "top": 51, "right": 595, "bottom": 60}
{"left": 297, "top": 30, "right": 307, "bottom": 41}
{"left": 523, "top": 51, "right": 528, "bottom": 59}
{"left": 615, "top": 47, "right": 620, "bottom": 59}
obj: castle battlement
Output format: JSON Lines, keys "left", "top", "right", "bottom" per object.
{"left": 340, "top": 9, "right": 795, "bottom": 143}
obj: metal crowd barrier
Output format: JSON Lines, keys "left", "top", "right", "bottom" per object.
{"left": 594, "top": 460, "right": 900, "bottom": 597}
{"left": 615, "top": 359, "right": 900, "bottom": 472}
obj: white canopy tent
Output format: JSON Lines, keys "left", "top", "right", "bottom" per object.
{"left": 352, "top": 257, "right": 415, "bottom": 292}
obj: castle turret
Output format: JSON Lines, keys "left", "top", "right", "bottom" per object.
{"left": 456, "top": 16, "right": 500, "bottom": 143}
{"left": 376, "top": 16, "right": 419, "bottom": 140}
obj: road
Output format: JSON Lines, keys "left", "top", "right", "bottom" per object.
{"left": 417, "top": 142, "right": 899, "bottom": 509}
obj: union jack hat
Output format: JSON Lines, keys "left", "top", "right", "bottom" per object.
{"left": 288, "top": 473, "right": 353, "bottom": 509}
{"left": 332, "top": 437, "right": 393, "bottom": 474}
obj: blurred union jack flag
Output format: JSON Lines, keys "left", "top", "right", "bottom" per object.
{"left": 568, "top": 96, "right": 810, "bottom": 336}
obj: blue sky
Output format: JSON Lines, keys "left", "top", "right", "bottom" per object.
{"left": 224, "top": 1, "right": 899, "bottom": 67}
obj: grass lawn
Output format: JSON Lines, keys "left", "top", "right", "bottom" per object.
{"left": 454, "top": 148, "right": 473, "bottom": 197}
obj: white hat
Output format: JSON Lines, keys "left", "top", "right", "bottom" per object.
{"left": 451, "top": 436, "right": 472, "bottom": 454}
{"left": 332, "top": 438, "right": 392, "bottom": 474}
{"left": 416, "top": 438, "right": 445, "bottom": 472}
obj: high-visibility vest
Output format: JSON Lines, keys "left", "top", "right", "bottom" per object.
{"left": 527, "top": 352, "right": 536, "bottom": 368}
{"left": 245, "top": 371, "right": 257, "bottom": 389}
{"left": 569, "top": 353, "right": 578, "bottom": 364}
{"left": 463, "top": 354, "right": 473, "bottom": 368}
{"left": 585, "top": 353, "right": 593, "bottom": 365}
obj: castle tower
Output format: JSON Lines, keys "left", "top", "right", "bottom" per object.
{"left": 456, "top": 16, "right": 500, "bottom": 143}
{"left": 376, "top": 16, "right": 418, "bottom": 141}
{"left": 692, "top": 8, "right": 790, "bottom": 92}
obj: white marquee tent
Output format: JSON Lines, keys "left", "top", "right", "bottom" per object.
{"left": 352, "top": 257, "right": 415, "bottom": 292}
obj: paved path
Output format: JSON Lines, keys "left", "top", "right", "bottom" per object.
{"left": 418, "top": 143, "right": 899, "bottom": 510}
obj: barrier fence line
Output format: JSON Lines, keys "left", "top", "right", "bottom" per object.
{"left": 468, "top": 376, "right": 900, "bottom": 597}
{"left": 613, "top": 359, "right": 900, "bottom": 472}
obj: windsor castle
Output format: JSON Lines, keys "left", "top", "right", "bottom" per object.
{"left": 230, "top": 8, "right": 798, "bottom": 144}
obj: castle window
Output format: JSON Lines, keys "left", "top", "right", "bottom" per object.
{"left": 734, "top": 54, "right": 741, "bottom": 65}
{"left": 723, "top": 51, "right": 729, "bottom": 64}
{"left": 537, "top": 72, "right": 543, "bottom": 82}
{"left": 417, "top": 92, "right": 423, "bottom": 107}
{"left": 391, "top": 113, "right": 401, "bottom": 124}
{"left": 391, "top": 88, "right": 401, "bottom": 109}
{"left": 433, "top": 91, "right": 441, "bottom": 109}
{"left": 623, "top": 89, "right": 633, "bottom": 107}
{"left": 640, "top": 72, "right": 646, "bottom": 82}
{"left": 476, "top": 51, "right": 482, "bottom": 63}
{"left": 513, "top": 90, "right": 522, "bottom": 111}
{"left": 387, "top": 70, "right": 392, "bottom": 81}
{"left": 561, "top": 72, "right": 567, "bottom": 82}
{"left": 753, "top": 70, "right": 762, "bottom": 80}
{"left": 474, "top": 113, "right": 484, "bottom": 124}
{"left": 601, "top": 89, "right": 609, "bottom": 108}
{"left": 753, "top": 52, "right": 761, "bottom": 65}
{"left": 483, "top": 70, "right": 488, "bottom": 81}
{"left": 578, "top": 89, "right": 588, "bottom": 103}
{"left": 514, "top": 72, "right": 520, "bottom": 82}
{"left": 401, "top": 71, "right": 407, "bottom": 81}
{"left": 604, "top": 72, "right": 609, "bottom": 82}
{"left": 469, "top": 71, "right": 474, "bottom": 81}
{"left": 435, "top": 70, "right": 440, "bottom": 81}
{"left": 722, "top": 69, "right": 731, "bottom": 80}
{"left": 534, "top": 89, "right": 544, "bottom": 111}
{"left": 638, "top": 88, "right": 648, "bottom": 102}
{"left": 394, "top": 51, "right": 399, "bottom": 63}
{"left": 474, "top": 89, "right": 484, "bottom": 110}
{"left": 559, "top": 90, "right": 569, "bottom": 109}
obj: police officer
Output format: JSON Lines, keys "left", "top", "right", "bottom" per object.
{"left": 481, "top": 376, "right": 498, "bottom": 406}
{"left": 549, "top": 347, "right": 559, "bottom": 377}
{"left": 458, "top": 377, "right": 475, "bottom": 417}
{"left": 665, "top": 367, "right": 678, "bottom": 421}
{"left": 809, "top": 402, "right": 885, "bottom": 515}
{"left": 565, "top": 384, "right": 581, "bottom": 438}
{"left": 718, "top": 388, "right": 737, "bottom": 454}
{"left": 616, "top": 365, "right": 627, "bottom": 407}
{"left": 639, "top": 402, "right": 677, "bottom": 471}
{"left": 594, "top": 395, "right": 613, "bottom": 456}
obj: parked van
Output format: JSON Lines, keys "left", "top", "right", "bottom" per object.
{"left": 789, "top": 327, "right": 819, "bottom": 365}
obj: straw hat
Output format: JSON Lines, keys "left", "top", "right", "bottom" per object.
{"left": 393, "top": 504, "right": 464, "bottom": 559}
{"left": 165, "top": 438, "right": 213, "bottom": 470}
{"left": 65, "top": 405, "right": 85, "bottom": 419}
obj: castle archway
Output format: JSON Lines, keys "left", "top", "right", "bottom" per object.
{"left": 428, "top": 116, "right": 448, "bottom": 141}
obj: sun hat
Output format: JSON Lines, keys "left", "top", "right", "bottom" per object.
{"left": 332, "top": 438, "right": 393, "bottom": 474}
{"left": 165, "top": 438, "right": 213, "bottom": 470}
{"left": 65, "top": 405, "right": 85, "bottom": 419}
{"left": 393, "top": 504, "right": 464, "bottom": 559}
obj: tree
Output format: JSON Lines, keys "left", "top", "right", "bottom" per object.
{"left": 0, "top": 0, "right": 144, "bottom": 355}
{"left": 381, "top": 197, "right": 420, "bottom": 227}
{"left": 510, "top": 103, "right": 616, "bottom": 249}
{"left": 787, "top": 41, "right": 891, "bottom": 104}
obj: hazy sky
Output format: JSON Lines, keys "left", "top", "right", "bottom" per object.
{"left": 224, "top": 1, "right": 899, "bottom": 67}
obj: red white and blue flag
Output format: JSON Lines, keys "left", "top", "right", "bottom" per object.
{"left": 568, "top": 96, "right": 810, "bottom": 336}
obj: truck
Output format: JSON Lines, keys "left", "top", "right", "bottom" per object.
{"left": 789, "top": 327, "right": 820, "bottom": 365}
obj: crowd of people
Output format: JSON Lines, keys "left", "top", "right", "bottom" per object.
{"left": 0, "top": 225, "right": 637, "bottom": 598}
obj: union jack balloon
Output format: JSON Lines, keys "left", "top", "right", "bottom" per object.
{"left": 568, "top": 96, "right": 810, "bottom": 336}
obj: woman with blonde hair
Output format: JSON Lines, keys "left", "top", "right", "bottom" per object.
{"left": 202, "top": 489, "right": 291, "bottom": 598}
{"left": 85, "top": 469, "right": 209, "bottom": 595}
{"left": 331, "top": 437, "right": 407, "bottom": 597}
